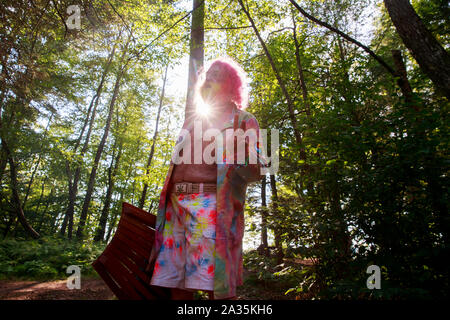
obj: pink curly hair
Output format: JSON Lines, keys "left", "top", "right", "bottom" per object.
{"left": 195, "top": 57, "right": 249, "bottom": 110}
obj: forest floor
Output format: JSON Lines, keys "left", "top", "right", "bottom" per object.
{"left": 0, "top": 277, "right": 283, "bottom": 300}
{"left": 0, "top": 277, "right": 114, "bottom": 300}
{"left": 0, "top": 258, "right": 314, "bottom": 300}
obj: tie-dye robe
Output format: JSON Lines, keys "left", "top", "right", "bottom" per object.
{"left": 148, "top": 106, "right": 268, "bottom": 299}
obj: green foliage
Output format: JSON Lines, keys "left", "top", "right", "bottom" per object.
{"left": 243, "top": 250, "right": 304, "bottom": 299}
{"left": 0, "top": 237, "right": 106, "bottom": 280}
{"left": 237, "top": 0, "right": 449, "bottom": 300}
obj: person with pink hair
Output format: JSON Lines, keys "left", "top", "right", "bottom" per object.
{"left": 148, "top": 57, "right": 268, "bottom": 300}
{"left": 197, "top": 57, "right": 249, "bottom": 111}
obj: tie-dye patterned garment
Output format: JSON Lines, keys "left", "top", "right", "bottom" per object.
{"left": 149, "top": 106, "right": 269, "bottom": 299}
{"left": 150, "top": 192, "right": 217, "bottom": 291}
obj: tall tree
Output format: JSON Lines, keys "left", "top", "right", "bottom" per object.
{"left": 269, "top": 174, "right": 284, "bottom": 264}
{"left": 60, "top": 38, "right": 118, "bottom": 238}
{"left": 0, "top": 139, "right": 40, "bottom": 239}
{"left": 94, "top": 137, "right": 123, "bottom": 242}
{"left": 258, "top": 175, "right": 269, "bottom": 256}
{"left": 22, "top": 112, "right": 54, "bottom": 209}
{"left": 185, "top": 0, "right": 205, "bottom": 121}
{"left": 138, "top": 63, "right": 169, "bottom": 209}
{"left": 76, "top": 33, "right": 132, "bottom": 240}
{"left": 291, "top": 12, "right": 311, "bottom": 116}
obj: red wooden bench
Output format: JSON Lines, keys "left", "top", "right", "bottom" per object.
{"left": 92, "top": 202, "right": 170, "bottom": 300}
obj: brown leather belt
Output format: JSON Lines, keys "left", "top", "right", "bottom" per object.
{"left": 171, "top": 182, "right": 217, "bottom": 194}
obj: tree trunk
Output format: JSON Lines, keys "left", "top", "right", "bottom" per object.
{"left": 391, "top": 49, "right": 419, "bottom": 110}
{"left": 76, "top": 35, "right": 131, "bottom": 240}
{"left": 60, "top": 39, "right": 118, "bottom": 238}
{"left": 139, "top": 63, "right": 168, "bottom": 209}
{"left": 0, "top": 147, "right": 8, "bottom": 187}
{"left": 147, "top": 199, "right": 156, "bottom": 214}
{"left": 2, "top": 139, "right": 39, "bottom": 239}
{"left": 384, "top": 0, "right": 450, "bottom": 99}
{"left": 185, "top": 0, "right": 205, "bottom": 121}
{"left": 0, "top": 86, "right": 39, "bottom": 238}
{"left": 22, "top": 113, "right": 53, "bottom": 209}
{"left": 105, "top": 152, "right": 135, "bottom": 242}
{"left": 3, "top": 212, "right": 16, "bottom": 239}
{"left": 71, "top": 38, "right": 118, "bottom": 154}
{"left": 37, "top": 183, "right": 54, "bottom": 233}
{"left": 292, "top": 14, "right": 310, "bottom": 116}
{"left": 94, "top": 140, "right": 123, "bottom": 242}
{"left": 33, "top": 178, "right": 46, "bottom": 222}
{"left": 258, "top": 175, "right": 269, "bottom": 256}
{"left": 269, "top": 174, "right": 284, "bottom": 264}
{"left": 291, "top": 15, "right": 315, "bottom": 195}
{"left": 105, "top": 205, "right": 120, "bottom": 243}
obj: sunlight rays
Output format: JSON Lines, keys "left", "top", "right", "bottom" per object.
{"left": 196, "top": 98, "right": 211, "bottom": 117}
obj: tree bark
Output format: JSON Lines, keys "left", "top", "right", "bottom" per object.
{"left": 33, "top": 178, "right": 46, "bottom": 223}
{"left": 105, "top": 146, "right": 136, "bottom": 242}
{"left": 258, "top": 175, "right": 269, "bottom": 256}
{"left": 94, "top": 139, "right": 123, "bottom": 242}
{"left": 0, "top": 147, "right": 8, "bottom": 187}
{"left": 292, "top": 14, "right": 311, "bottom": 116}
{"left": 37, "top": 183, "right": 54, "bottom": 233}
{"left": 105, "top": 205, "right": 120, "bottom": 243}
{"left": 0, "top": 81, "right": 39, "bottom": 238}
{"left": 1, "top": 139, "right": 39, "bottom": 239}
{"left": 269, "top": 174, "right": 284, "bottom": 264}
{"left": 384, "top": 0, "right": 450, "bottom": 99}
{"left": 76, "top": 35, "right": 131, "bottom": 240}
{"left": 290, "top": 15, "right": 314, "bottom": 194}
{"left": 138, "top": 63, "right": 168, "bottom": 209}
{"left": 22, "top": 112, "right": 53, "bottom": 209}
{"left": 185, "top": 0, "right": 205, "bottom": 121}
{"left": 391, "top": 49, "right": 418, "bottom": 110}
{"left": 147, "top": 199, "right": 156, "bottom": 214}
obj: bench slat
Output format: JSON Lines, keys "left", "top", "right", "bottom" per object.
{"left": 92, "top": 202, "right": 171, "bottom": 300}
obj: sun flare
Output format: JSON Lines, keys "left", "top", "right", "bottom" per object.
{"left": 196, "top": 99, "right": 211, "bottom": 117}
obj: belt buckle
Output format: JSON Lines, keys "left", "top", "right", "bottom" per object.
{"left": 175, "top": 182, "right": 192, "bottom": 194}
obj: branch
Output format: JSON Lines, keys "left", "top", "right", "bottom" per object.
{"left": 129, "top": 0, "right": 205, "bottom": 63}
{"left": 51, "top": 0, "right": 68, "bottom": 38}
{"left": 203, "top": 25, "right": 252, "bottom": 30}
{"left": 106, "top": 0, "right": 138, "bottom": 44}
{"left": 267, "top": 27, "right": 294, "bottom": 39}
{"left": 288, "top": 0, "right": 396, "bottom": 76}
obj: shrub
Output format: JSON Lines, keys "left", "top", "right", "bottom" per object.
{"left": 0, "top": 237, "right": 106, "bottom": 280}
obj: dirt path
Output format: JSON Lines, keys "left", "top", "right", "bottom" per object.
{"left": 0, "top": 278, "right": 115, "bottom": 300}
{"left": 0, "top": 278, "right": 258, "bottom": 300}
{"left": 0, "top": 279, "right": 254, "bottom": 300}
